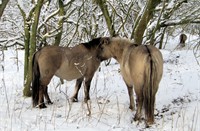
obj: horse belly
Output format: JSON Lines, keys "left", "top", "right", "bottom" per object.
{"left": 55, "top": 63, "right": 86, "bottom": 81}
{"left": 120, "top": 62, "right": 133, "bottom": 86}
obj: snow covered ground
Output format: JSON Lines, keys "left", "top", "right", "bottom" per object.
{"left": 0, "top": 42, "right": 199, "bottom": 131}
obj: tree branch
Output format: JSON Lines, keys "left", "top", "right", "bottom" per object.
{"left": 160, "top": 19, "right": 200, "bottom": 27}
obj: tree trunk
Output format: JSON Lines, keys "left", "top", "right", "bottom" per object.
{"left": 23, "top": 21, "right": 31, "bottom": 97}
{"left": 0, "top": 0, "right": 9, "bottom": 18}
{"left": 131, "top": 0, "right": 161, "bottom": 45}
{"left": 95, "top": 0, "right": 116, "bottom": 36}
{"left": 23, "top": 22, "right": 30, "bottom": 84}
{"left": 23, "top": 0, "right": 44, "bottom": 97}
{"left": 54, "top": 0, "right": 64, "bottom": 46}
{"left": 18, "top": 4, "right": 31, "bottom": 96}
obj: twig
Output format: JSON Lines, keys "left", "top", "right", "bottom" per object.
{"left": 2, "top": 74, "right": 10, "bottom": 117}
{"left": 116, "top": 96, "right": 121, "bottom": 125}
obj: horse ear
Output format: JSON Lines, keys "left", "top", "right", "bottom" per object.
{"left": 101, "top": 37, "right": 110, "bottom": 45}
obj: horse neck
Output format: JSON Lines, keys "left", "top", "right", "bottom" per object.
{"left": 72, "top": 44, "right": 88, "bottom": 54}
{"left": 112, "top": 40, "right": 131, "bottom": 64}
{"left": 73, "top": 44, "right": 99, "bottom": 62}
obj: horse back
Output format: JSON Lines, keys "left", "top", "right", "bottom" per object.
{"left": 37, "top": 46, "right": 64, "bottom": 67}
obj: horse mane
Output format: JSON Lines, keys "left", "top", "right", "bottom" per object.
{"left": 112, "top": 37, "right": 137, "bottom": 47}
{"left": 82, "top": 37, "right": 102, "bottom": 49}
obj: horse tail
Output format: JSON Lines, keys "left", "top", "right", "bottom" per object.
{"left": 32, "top": 52, "right": 40, "bottom": 107}
{"left": 143, "top": 46, "right": 156, "bottom": 124}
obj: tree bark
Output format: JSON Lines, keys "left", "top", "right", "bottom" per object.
{"left": 131, "top": 0, "right": 161, "bottom": 45}
{"left": 95, "top": 0, "right": 116, "bottom": 36}
{"left": 54, "top": 0, "right": 64, "bottom": 46}
{"left": 18, "top": 5, "right": 30, "bottom": 88}
{"left": 0, "top": 0, "right": 9, "bottom": 18}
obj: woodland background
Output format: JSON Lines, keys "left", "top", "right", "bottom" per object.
{"left": 0, "top": 1, "right": 200, "bottom": 130}
{"left": 0, "top": 0, "right": 200, "bottom": 102}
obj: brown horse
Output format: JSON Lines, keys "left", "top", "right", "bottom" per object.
{"left": 98, "top": 37, "right": 163, "bottom": 126}
{"left": 32, "top": 37, "right": 108, "bottom": 108}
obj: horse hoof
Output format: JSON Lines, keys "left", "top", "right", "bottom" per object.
{"left": 129, "top": 106, "right": 135, "bottom": 111}
{"left": 134, "top": 116, "right": 138, "bottom": 121}
{"left": 84, "top": 98, "right": 90, "bottom": 103}
{"left": 39, "top": 104, "right": 47, "bottom": 109}
{"left": 33, "top": 103, "right": 38, "bottom": 108}
{"left": 46, "top": 100, "right": 53, "bottom": 105}
{"left": 145, "top": 124, "right": 151, "bottom": 128}
{"left": 145, "top": 120, "right": 154, "bottom": 127}
{"left": 70, "top": 97, "right": 78, "bottom": 102}
{"left": 134, "top": 114, "right": 142, "bottom": 122}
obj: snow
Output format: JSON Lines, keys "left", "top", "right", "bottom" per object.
{"left": 167, "top": 0, "right": 176, "bottom": 9}
{"left": 0, "top": 42, "right": 200, "bottom": 130}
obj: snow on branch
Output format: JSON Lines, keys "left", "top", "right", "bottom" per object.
{"left": 38, "top": 9, "right": 59, "bottom": 31}
{"left": 0, "top": 36, "right": 24, "bottom": 49}
{"left": 161, "top": 19, "right": 200, "bottom": 27}
{"left": 158, "top": 0, "right": 200, "bottom": 27}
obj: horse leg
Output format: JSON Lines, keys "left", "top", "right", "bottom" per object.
{"left": 71, "top": 77, "right": 84, "bottom": 102}
{"left": 39, "top": 76, "right": 53, "bottom": 108}
{"left": 84, "top": 79, "right": 92, "bottom": 103}
{"left": 38, "top": 85, "right": 47, "bottom": 108}
{"left": 134, "top": 93, "right": 143, "bottom": 122}
{"left": 44, "top": 86, "right": 53, "bottom": 104}
{"left": 125, "top": 84, "right": 135, "bottom": 110}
